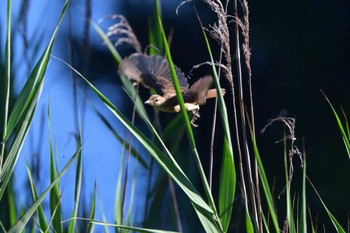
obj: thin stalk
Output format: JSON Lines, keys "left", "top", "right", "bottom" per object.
{"left": 233, "top": 0, "right": 259, "bottom": 230}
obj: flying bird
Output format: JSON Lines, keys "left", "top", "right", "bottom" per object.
{"left": 118, "top": 53, "right": 225, "bottom": 126}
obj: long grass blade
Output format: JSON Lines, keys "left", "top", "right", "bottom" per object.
{"left": 48, "top": 106, "right": 63, "bottom": 233}
{"left": 1, "top": 0, "right": 12, "bottom": 171}
{"left": 87, "top": 181, "right": 97, "bottom": 233}
{"left": 219, "top": 138, "right": 236, "bottom": 232}
{"left": 0, "top": 0, "right": 70, "bottom": 200}
{"left": 322, "top": 91, "right": 350, "bottom": 159}
{"left": 308, "top": 177, "right": 346, "bottom": 233}
{"left": 25, "top": 160, "right": 49, "bottom": 232}
{"left": 68, "top": 123, "right": 83, "bottom": 233}
{"left": 72, "top": 218, "right": 179, "bottom": 233}
{"left": 195, "top": 9, "right": 236, "bottom": 231}
{"left": 251, "top": 136, "right": 280, "bottom": 232}
{"left": 8, "top": 147, "right": 82, "bottom": 233}
{"left": 72, "top": 64, "right": 215, "bottom": 220}
{"left": 157, "top": 12, "right": 221, "bottom": 232}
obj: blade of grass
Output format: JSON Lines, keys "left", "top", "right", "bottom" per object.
{"left": 251, "top": 136, "right": 280, "bottom": 232}
{"left": 0, "top": 0, "right": 69, "bottom": 200}
{"left": 65, "top": 61, "right": 215, "bottom": 222}
{"left": 114, "top": 140, "right": 125, "bottom": 226}
{"left": 26, "top": 160, "right": 49, "bottom": 232}
{"left": 0, "top": 80, "right": 43, "bottom": 200}
{"left": 157, "top": 13, "right": 221, "bottom": 232}
{"left": 195, "top": 8, "right": 236, "bottom": 231}
{"left": 87, "top": 181, "right": 97, "bottom": 233}
{"left": 321, "top": 90, "right": 350, "bottom": 159}
{"left": 71, "top": 218, "right": 180, "bottom": 233}
{"left": 307, "top": 177, "right": 346, "bottom": 233}
{"left": 219, "top": 138, "right": 236, "bottom": 232}
{"left": 68, "top": 122, "right": 83, "bottom": 233}
{"left": 1, "top": 0, "right": 12, "bottom": 172}
{"left": 8, "top": 147, "right": 82, "bottom": 233}
{"left": 48, "top": 106, "right": 63, "bottom": 233}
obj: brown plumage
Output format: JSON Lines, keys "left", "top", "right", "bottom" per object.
{"left": 118, "top": 53, "right": 225, "bottom": 125}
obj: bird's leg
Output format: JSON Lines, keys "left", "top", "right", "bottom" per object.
{"left": 190, "top": 108, "right": 200, "bottom": 127}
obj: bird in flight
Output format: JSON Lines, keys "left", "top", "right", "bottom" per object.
{"left": 118, "top": 53, "right": 225, "bottom": 126}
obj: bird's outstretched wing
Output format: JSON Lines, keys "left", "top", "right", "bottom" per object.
{"left": 185, "top": 75, "right": 213, "bottom": 105}
{"left": 118, "top": 53, "right": 188, "bottom": 97}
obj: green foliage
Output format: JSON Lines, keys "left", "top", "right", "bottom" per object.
{"left": 0, "top": 0, "right": 348, "bottom": 232}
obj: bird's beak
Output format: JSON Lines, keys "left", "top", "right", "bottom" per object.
{"left": 144, "top": 100, "right": 151, "bottom": 105}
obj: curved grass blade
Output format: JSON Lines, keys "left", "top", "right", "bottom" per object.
{"left": 195, "top": 9, "right": 236, "bottom": 232}
{"left": 68, "top": 123, "right": 83, "bottom": 233}
{"left": 251, "top": 136, "right": 280, "bottom": 232}
{"left": 87, "top": 181, "right": 97, "bottom": 233}
{"left": 219, "top": 138, "right": 236, "bottom": 232}
{"left": 308, "top": 177, "right": 346, "bottom": 233}
{"left": 0, "top": 0, "right": 70, "bottom": 200}
{"left": 0, "top": 80, "right": 43, "bottom": 200}
{"left": 48, "top": 106, "right": 63, "bottom": 233}
{"left": 8, "top": 147, "right": 81, "bottom": 233}
{"left": 1, "top": 0, "right": 12, "bottom": 168}
{"left": 158, "top": 13, "right": 221, "bottom": 232}
{"left": 68, "top": 63, "right": 215, "bottom": 219}
{"left": 322, "top": 91, "right": 350, "bottom": 159}
{"left": 25, "top": 160, "right": 49, "bottom": 232}
{"left": 71, "top": 218, "right": 179, "bottom": 233}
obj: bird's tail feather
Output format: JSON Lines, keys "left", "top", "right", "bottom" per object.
{"left": 206, "top": 88, "right": 226, "bottom": 99}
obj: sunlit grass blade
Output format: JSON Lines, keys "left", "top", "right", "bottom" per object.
{"left": 0, "top": 0, "right": 69, "bottom": 201}
{"left": 68, "top": 123, "right": 83, "bottom": 233}
{"left": 308, "top": 177, "right": 346, "bottom": 233}
{"left": 48, "top": 106, "right": 63, "bottom": 233}
{"left": 245, "top": 211, "right": 254, "bottom": 233}
{"left": 0, "top": 80, "right": 43, "bottom": 201}
{"left": 7, "top": 147, "right": 82, "bottom": 233}
{"left": 87, "top": 181, "right": 97, "bottom": 233}
{"left": 251, "top": 136, "right": 280, "bottom": 232}
{"left": 89, "top": 20, "right": 151, "bottom": 125}
{"left": 195, "top": 9, "right": 236, "bottom": 231}
{"left": 89, "top": 20, "right": 122, "bottom": 64}
{"left": 322, "top": 91, "right": 350, "bottom": 159}
{"left": 157, "top": 12, "right": 221, "bottom": 232}
{"left": 25, "top": 160, "right": 49, "bottom": 232}
{"left": 148, "top": 0, "right": 163, "bottom": 55}
{"left": 71, "top": 218, "right": 180, "bottom": 233}
{"left": 219, "top": 138, "right": 236, "bottom": 232}
{"left": 76, "top": 66, "right": 215, "bottom": 222}
{"left": 1, "top": 0, "right": 12, "bottom": 169}
{"left": 114, "top": 142, "right": 125, "bottom": 226}
{"left": 98, "top": 193, "right": 110, "bottom": 233}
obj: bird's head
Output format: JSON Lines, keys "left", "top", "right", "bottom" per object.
{"left": 144, "top": 94, "right": 166, "bottom": 107}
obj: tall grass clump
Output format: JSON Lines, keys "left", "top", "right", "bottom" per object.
{"left": 0, "top": 0, "right": 348, "bottom": 232}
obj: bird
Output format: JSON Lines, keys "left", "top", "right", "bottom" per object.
{"left": 118, "top": 53, "right": 225, "bottom": 126}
